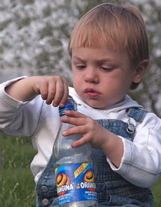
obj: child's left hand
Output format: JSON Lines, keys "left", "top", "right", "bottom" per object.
{"left": 61, "top": 110, "right": 107, "bottom": 149}
{"left": 60, "top": 110, "right": 124, "bottom": 167}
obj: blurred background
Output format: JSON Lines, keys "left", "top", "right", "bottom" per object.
{"left": 0, "top": 0, "right": 161, "bottom": 116}
{"left": 0, "top": 0, "right": 161, "bottom": 206}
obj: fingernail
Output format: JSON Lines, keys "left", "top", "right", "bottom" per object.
{"left": 72, "top": 142, "right": 77, "bottom": 148}
{"left": 62, "top": 131, "right": 67, "bottom": 136}
{"left": 59, "top": 103, "right": 65, "bottom": 107}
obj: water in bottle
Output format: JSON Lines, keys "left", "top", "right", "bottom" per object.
{"left": 53, "top": 102, "right": 98, "bottom": 207}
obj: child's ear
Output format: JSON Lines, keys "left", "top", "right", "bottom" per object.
{"left": 133, "top": 59, "right": 149, "bottom": 83}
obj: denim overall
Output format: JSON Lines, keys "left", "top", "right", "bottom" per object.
{"left": 36, "top": 106, "right": 153, "bottom": 207}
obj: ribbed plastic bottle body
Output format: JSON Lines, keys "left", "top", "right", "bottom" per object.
{"left": 53, "top": 103, "right": 98, "bottom": 207}
{"left": 54, "top": 123, "right": 98, "bottom": 207}
{"left": 54, "top": 122, "right": 91, "bottom": 167}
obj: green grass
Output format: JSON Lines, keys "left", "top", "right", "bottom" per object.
{"left": 0, "top": 169, "right": 35, "bottom": 207}
{"left": 0, "top": 134, "right": 36, "bottom": 207}
{"left": 0, "top": 134, "right": 161, "bottom": 206}
{"left": 151, "top": 177, "right": 161, "bottom": 207}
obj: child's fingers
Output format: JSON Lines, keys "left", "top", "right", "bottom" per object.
{"left": 62, "top": 126, "right": 90, "bottom": 148}
{"left": 60, "top": 114, "right": 87, "bottom": 127}
{"left": 62, "top": 110, "right": 86, "bottom": 119}
{"left": 39, "top": 81, "right": 50, "bottom": 101}
{"left": 59, "top": 81, "right": 69, "bottom": 107}
{"left": 33, "top": 76, "right": 68, "bottom": 106}
{"left": 51, "top": 77, "right": 68, "bottom": 106}
{"left": 71, "top": 131, "right": 97, "bottom": 148}
{"left": 45, "top": 81, "right": 56, "bottom": 104}
{"left": 62, "top": 124, "right": 84, "bottom": 136}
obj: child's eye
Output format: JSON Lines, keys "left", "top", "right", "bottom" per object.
{"left": 100, "top": 67, "right": 114, "bottom": 71}
{"left": 76, "top": 65, "right": 86, "bottom": 69}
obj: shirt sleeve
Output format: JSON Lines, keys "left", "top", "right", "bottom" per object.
{"left": 0, "top": 77, "right": 43, "bottom": 137}
{"left": 107, "top": 114, "right": 161, "bottom": 188}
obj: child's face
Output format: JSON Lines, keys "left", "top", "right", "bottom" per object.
{"left": 71, "top": 47, "right": 140, "bottom": 109}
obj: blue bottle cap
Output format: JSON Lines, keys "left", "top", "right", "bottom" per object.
{"left": 59, "top": 103, "right": 74, "bottom": 116}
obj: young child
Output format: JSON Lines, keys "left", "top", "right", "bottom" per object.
{"left": 0, "top": 3, "right": 161, "bottom": 207}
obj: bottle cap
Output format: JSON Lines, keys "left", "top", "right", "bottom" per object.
{"left": 59, "top": 103, "right": 74, "bottom": 116}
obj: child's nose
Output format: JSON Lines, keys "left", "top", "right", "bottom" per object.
{"left": 84, "top": 68, "right": 99, "bottom": 83}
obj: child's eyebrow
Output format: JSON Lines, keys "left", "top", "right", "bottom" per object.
{"left": 72, "top": 56, "right": 86, "bottom": 62}
{"left": 73, "top": 56, "right": 115, "bottom": 64}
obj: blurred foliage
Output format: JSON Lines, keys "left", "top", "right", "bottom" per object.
{"left": 0, "top": 0, "right": 161, "bottom": 115}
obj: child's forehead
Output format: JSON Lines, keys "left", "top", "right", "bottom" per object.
{"left": 71, "top": 47, "right": 130, "bottom": 64}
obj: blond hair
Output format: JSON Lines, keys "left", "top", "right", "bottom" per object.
{"left": 68, "top": 3, "right": 149, "bottom": 68}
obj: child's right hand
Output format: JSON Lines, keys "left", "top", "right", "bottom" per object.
{"left": 5, "top": 76, "right": 69, "bottom": 107}
{"left": 31, "top": 76, "right": 69, "bottom": 106}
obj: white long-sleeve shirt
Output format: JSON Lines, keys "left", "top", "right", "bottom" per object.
{"left": 0, "top": 77, "right": 161, "bottom": 188}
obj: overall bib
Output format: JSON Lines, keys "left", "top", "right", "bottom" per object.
{"left": 36, "top": 107, "right": 153, "bottom": 207}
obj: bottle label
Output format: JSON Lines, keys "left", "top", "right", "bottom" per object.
{"left": 55, "top": 163, "right": 97, "bottom": 206}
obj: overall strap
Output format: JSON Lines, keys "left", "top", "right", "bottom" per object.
{"left": 125, "top": 107, "right": 147, "bottom": 135}
{"left": 126, "top": 107, "right": 147, "bottom": 123}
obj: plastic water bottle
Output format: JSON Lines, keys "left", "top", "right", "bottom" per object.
{"left": 53, "top": 102, "right": 98, "bottom": 207}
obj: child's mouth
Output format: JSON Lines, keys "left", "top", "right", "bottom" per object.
{"left": 84, "top": 88, "right": 100, "bottom": 98}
